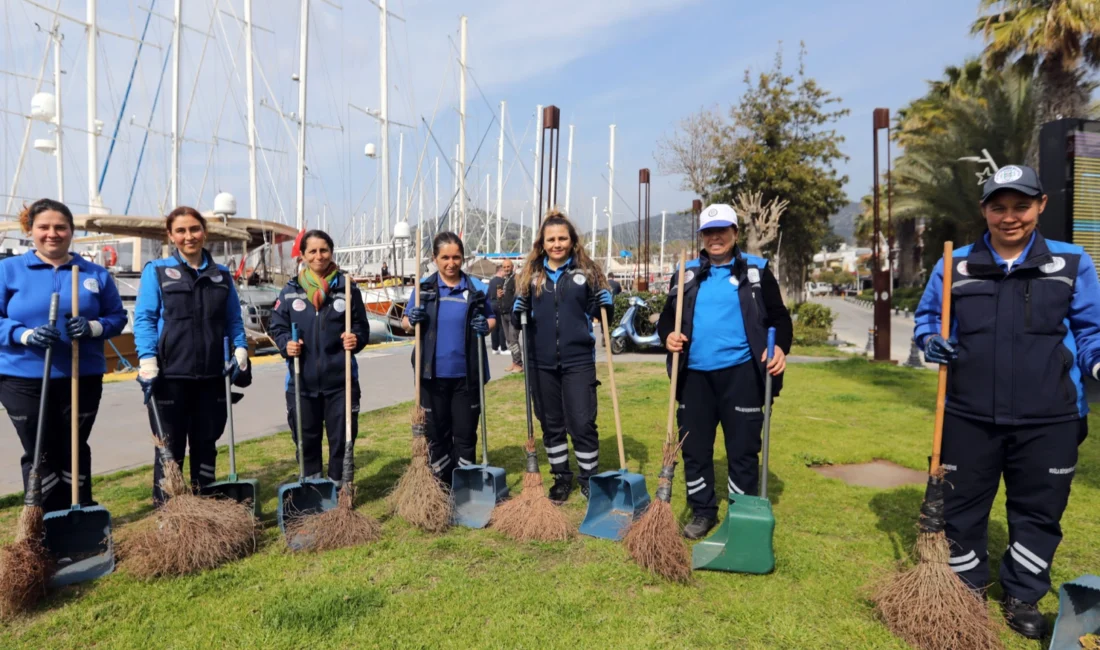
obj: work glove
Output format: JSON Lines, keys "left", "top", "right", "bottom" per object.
{"left": 65, "top": 316, "right": 102, "bottom": 339}
{"left": 137, "top": 357, "right": 158, "bottom": 405}
{"left": 512, "top": 294, "right": 530, "bottom": 315}
{"left": 923, "top": 334, "right": 958, "bottom": 365}
{"left": 594, "top": 289, "right": 613, "bottom": 308}
{"left": 407, "top": 305, "right": 429, "bottom": 326}
{"left": 470, "top": 314, "right": 489, "bottom": 336}
{"left": 20, "top": 324, "right": 61, "bottom": 349}
{"left": 232, "top": 360, "right": 253, "bottom": 389}
{"left": 224, "top": 347, "right": 249, "bottom": 383}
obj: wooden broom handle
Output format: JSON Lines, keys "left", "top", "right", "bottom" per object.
{"left": 929, "top": 241, "right": 953, "bottom": 474}
{"left": 665, "top": 251, "right": 688, "bottom": 444}
{"left": 414, "top": 228, "right": 422, "bottom": 406}
{"left": 345, "top": 278, "right": 353, "bottom": 444}
{"left": 599, "top": 306, "right": 627, "bottom": 468}
{"left": 71, "top": 267, "right": 80, "bottom": 505}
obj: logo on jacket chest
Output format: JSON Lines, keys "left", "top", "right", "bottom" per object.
{"left": 292, "top": 298, "right": 307, "bottom": 312}
{"left": 572, "top": 273, "right": 586, "bottom": 286}
{"left": 1040, "top": 257, "right": 1066, "bottom": 274}
{"left": 83, "top": 277, "right": 99, "bottom": 293}
{"left": 747, "top": 268, "right": 760, "bottom": 284}
{"left": 164, "top": 267, "right": 182, "bottom": 280}
{"left": 334, "top": 298, "right": 346, "bottom": 313}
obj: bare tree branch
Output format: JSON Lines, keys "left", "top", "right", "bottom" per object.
{"left": 734, "top": 191, "right": 789, "bottom": 255}
{"left": 654, "top": 107, "right": 723, "bottom": 201}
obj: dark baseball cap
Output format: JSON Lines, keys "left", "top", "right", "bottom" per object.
{"left": 981, "top": 164, "right": 1044, "bottom": 202}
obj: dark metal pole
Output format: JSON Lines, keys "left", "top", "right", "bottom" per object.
{"left": 872, "top": 107, "right": 892, "bottom": 363}
{"left": 692, "top": 199, "right": 702, "bottom": 258}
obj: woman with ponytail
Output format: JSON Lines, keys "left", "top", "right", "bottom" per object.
{"left": 269, "top": 230, "right": 370, "bottom": 483}
{"left": 512, "top": 209, "right": 613, "bottom": 503}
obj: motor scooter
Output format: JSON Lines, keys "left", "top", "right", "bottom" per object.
{"left": 609, "top": 296, "right": 663, "bottom": 354}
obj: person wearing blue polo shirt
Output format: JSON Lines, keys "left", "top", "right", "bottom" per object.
{"left": 912, "top": 164, "right": 1100, "bottom": 639}
{"left": 270, "top": 229, "right": 370, "bottom": 484}
{"left": 511, "top": 210, "right": 614, "bottom": 503}
{"left": 658, "top": 203, "right": 792, "bottom": 540}
{"left": 0, "top": 198, "right": 127, "bottom": 511}
{"left": 132, "top": 206, "right": 250, "bottom": 506}
{"left": 403, "top": 232, "right": 496, "bottom": 483}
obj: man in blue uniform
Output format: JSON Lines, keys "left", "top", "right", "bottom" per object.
{"left": 913, "top": 164, "right": 1100, "bottom": 639}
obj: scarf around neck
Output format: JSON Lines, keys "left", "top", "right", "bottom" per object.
{"left": 298, "top": 262, "right": 339, "bottom": 310}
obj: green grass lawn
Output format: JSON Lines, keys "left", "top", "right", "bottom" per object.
{"left": 1, "top": 359, "right": 1097, "bottom": 649}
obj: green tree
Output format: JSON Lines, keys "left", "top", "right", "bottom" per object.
{"left": 972, "top": 0, "right": 1100, "bottom": 134}
{"left": 710, "top": 43, "right": 849, "bottom": 300}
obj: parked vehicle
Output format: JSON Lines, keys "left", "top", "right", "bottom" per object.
{"left": 805, "top": 281, "right": 831, "bottom": 296}
{"left": 610, "top": 296, "right": 663, "bottom": 354}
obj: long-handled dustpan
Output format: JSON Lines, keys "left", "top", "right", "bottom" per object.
{"left": 278, "top": 322, "right": 338, "bottom": 543}
{"left": 693, "top": 327, "right": 777, "bottom": 573}
{"left": 580, "top": 305, "right": 650, "bottom": 540}
{"left": 43, "top": 268, "right": 114, "bottom": 586}
{"left": 201, "top": 338, "right": 259, "bottom": 515}
{"left": 452, "top": 332, "right": 508, "bottom": 528}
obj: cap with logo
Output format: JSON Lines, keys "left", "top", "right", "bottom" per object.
{"left": 981, "top": 164, "right": 1044, "bottom": 203}
{"left": 698, "top": 204, "right": 738, "bottom": 231}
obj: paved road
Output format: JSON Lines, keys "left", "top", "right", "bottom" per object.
{"left": 817, "top": 296, "right": 933, "bottom": 368}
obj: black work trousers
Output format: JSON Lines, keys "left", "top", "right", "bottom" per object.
{"left": 147, "top": 377, "right": 227, "bottom": 506}
{"left": 531, "top": 364, "right": 600, "bottom": 487}
{"left": 490, "top": 321, "right": 505, "bottom": 352}
{"left": 677, "top": 362, "right": 765, "bottom": 518}
{"left": 941, "top": 412, "right": 1085, "bottom": 604}
{"left": 1, "top": 374, "right": 103, "bottom": 512}
{"left": 420, "top": 377, "right": 479, "bottom": 481}
{"left": 285, "top": 383, "right": 360, "bottom": 482}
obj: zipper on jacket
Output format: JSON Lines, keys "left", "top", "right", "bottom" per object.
{"left": 554, "top": 277, "right": 562, "bottom": 368}
{"left": 1024, "top": 281, "right": 1031, "bottom": 330}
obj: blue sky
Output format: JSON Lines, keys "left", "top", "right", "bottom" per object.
{"left": 1, "top": 0, "right": 987, "bottom": 248}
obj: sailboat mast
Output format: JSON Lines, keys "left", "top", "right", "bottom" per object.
{"left": 458, "top": 16, "right": 468, "bottom": 237}
{"left": 170, "top": 0, "right": 181, "bottom": 208}
{"left": 606, "top": 124, "right": 615, "bottom": 270}
{"left": 295, "top": 0, "right": 309, "bottom": 231}
{"left": 245, "top": 0, "right": 258, "bottom": 218}
{"left": 86, "top": 0, "right": 99, "bottom": 210}
{"left": 496, "top": 100, "right": 505, "bottom": 254}
{"left": 379, "top": 0, "right": 390, "bottom": 243}
{"left": 564, "top": 124, "right": 573, "bottom": 216}
{"left": 531, "top": 104, "right": 541, "bottom": 249}
{"left": 53, "top": 27, "right": 64, "bottom": 202}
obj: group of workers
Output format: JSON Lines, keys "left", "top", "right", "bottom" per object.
{"left": 0, "top": 161, "right": 1091, "bottom": 640}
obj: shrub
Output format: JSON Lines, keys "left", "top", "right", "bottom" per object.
{"left": 792, "top": 302, "right": 835, "bottom": 331}
{"left": 793, "top": 323, "right": 829, "bottom": 346}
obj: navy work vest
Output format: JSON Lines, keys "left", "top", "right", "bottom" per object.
{"left": 157, "top": 258, "right": 233, "bottom": 379}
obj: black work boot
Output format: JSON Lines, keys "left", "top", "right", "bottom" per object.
{"left": 1000, "top": 595, "right": 1046, "bottom": 639}
{"left": 682, "top": 515, "right": 718, "bottom": 540}
{"left": 579, "top": 482, "right": 590, "bottom": 501}
{"left": 548, "top": 476, "right": 574, "bottom": 504}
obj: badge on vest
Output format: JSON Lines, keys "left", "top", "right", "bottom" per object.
{"left": 334, "top": 298, "right": 346, "bottom": 313}
{"left": 1041, "top": 257, "right": 1066, "bottom": 274}
{"left": 210, "top": 274, "right": 223, "bottom": 283}
{"left": 83, "top": 277, "right": 99, "bottom": 293}
{"left": 164, "top": 267, "right": 182, "bottom": 280}
{"left": 462, "top": 289, "right": 470, "bottom": 300}
{"left": 956, "top": 261, "right": 969, "bottom": 277}
{"left": 729, "top": 276, "right": 739, "bottom": 287}
{"left": 292, "top": 299, "right": 307, "bottom": 312}
{"left": 683, "top": 270, "right": 695, "bottom": 284}
{"left": 747, "top": 268, "right": 760, "bottom": 284}
{"left": 573, "top": 273, "right": 586, "bottom": 286}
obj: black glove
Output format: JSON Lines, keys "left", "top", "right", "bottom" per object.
{"left": 24, "top": 324, "right": 61, "bottom": 349}
{"left": 407, "top": 306, "right": 429, "bottom": 326}
{"left": 65, "top": 316, "right": 95, "bottom": 339}
{"left": 232, "top": 362, "right": 253, "bottom": 388}
{"left": 923, "top": 335, "right": 958, "bottom": 365}
{"left": 513, "top": 294, "right": 530, "bottom": 315}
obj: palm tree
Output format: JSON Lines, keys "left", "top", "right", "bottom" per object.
{"left": 972, "top": 0, "right": 1100, "bottom": 126}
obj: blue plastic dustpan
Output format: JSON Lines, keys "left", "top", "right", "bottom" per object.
{"left": 277, "top": 478, "right": 339, "bottom": 549}
{"left": 43, "top": 504, "right": 114, "bottom": 586}
{"left": 580, "top": 469, "right": 651, "bottom": 540}
{"left": 451, "top": 334, "right": 508, "bottom": 529}
{"left": 452, "top": 464, "right": 509, "bottom": 529}
{"left": 1050, "top": 574, "right": 1100, "bottom": 650}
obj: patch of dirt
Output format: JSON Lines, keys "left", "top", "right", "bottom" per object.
{"left": 812, "top": 460, "right": 926, "bottom": 488}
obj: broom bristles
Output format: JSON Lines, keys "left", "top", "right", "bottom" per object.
{"left": 286, "top": 486, "right": 382, "bottom": 552}
{"left": 0, "top": 507, "right": 54, "bottom": 620}
{"left": 119, "top": 493, "right": 258, "bottom": 578}
{"left": 388, "top": 427, "right": 452, "bottom": 533}
{"left": 490, "top": 441, "right": 572, "bottom": 542}
{"left": 623, "top": 480, "right": 691, "bottom": 583}
{"left": 873, "top": 531, "right": 1002, "bottom": 650}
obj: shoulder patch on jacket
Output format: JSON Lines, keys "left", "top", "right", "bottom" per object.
{"left": 743, "top": 254, "right": 768, "bottom": 269}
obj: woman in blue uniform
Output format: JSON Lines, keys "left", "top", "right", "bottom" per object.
{"left": 511, "top": 210, "right": 613, "bottom": 503}
{"left": 658, "top": 204, "right": 792, "bottom": 540}
{"left": 269, "top": 229, "right": 369, "bottom": 482}
{"left": 403, "top": 232, "right": 495, "bottom": 483}
{"left": 0, "top": 198, "right": 127, "bottom": 510}
{"left": 133, "top": 206, "right": 249, "bottom": 506}
{"left": 913, "top": 164, "right": 1100, "bottom": 639}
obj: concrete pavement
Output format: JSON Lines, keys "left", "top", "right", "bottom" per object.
{"left": 816, "top": 296, "right": 933, "bottom": 369}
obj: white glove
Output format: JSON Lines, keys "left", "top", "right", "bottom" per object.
{"left": 138, "top": 357, "right": 159, "bottom": 380}
{"left": 234, "top": 347, "right": 249, "bottom": 372}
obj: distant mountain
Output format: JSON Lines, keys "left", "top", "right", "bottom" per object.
{"left": 829, "top": 202, "right": 861, "bottom": 244}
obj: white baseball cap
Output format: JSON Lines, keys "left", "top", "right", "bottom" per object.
{"left": 698, "top": 204, "right": 738, "bottom": 231}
